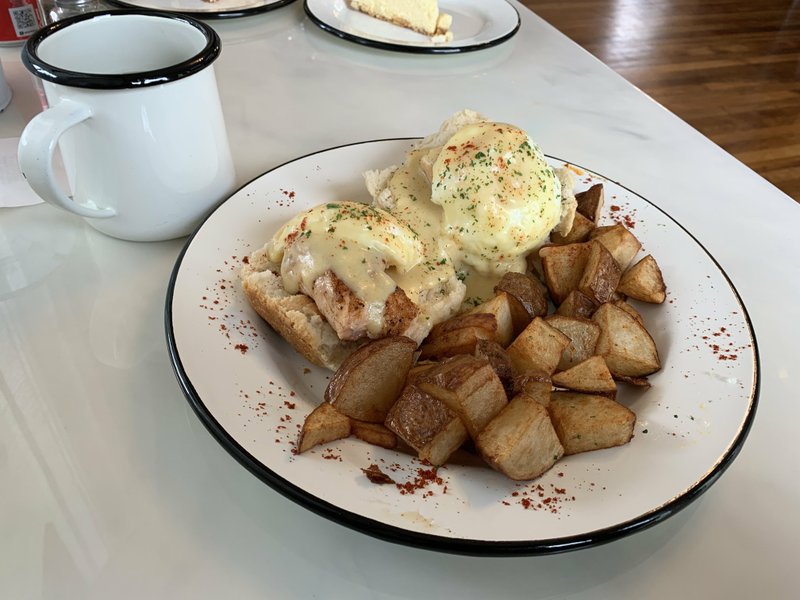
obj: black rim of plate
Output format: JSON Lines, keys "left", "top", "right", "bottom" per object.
{"left": 106, "top": 0, "right": 298, "bottom": 20}
{"left": 303, "top": 0, "right": 521, "bottom": 55}
{"left": 165, "top": 138, "right": 760, "bottom": 557}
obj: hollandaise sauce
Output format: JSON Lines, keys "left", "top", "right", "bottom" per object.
{"left": 267, "top": 121, "right": 564, "bottom": 335}
{"left": 430, "top": 122, "right": 562, "bottom": 275}
{"left": 267, "top": 201, "right": 423, "bottom": 336}
{"left": 386, "top": 151, "right": 457, "bottom": 293}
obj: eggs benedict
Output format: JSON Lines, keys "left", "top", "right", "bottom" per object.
{"left": 242, "top": 110, "right": 576, "bottom": 369}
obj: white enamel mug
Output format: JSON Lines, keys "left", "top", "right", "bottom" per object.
{"left": 18, "top": 10, "right": 236, "bottom": 242}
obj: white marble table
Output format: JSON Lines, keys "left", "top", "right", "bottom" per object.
{"left": 2, "top": 2, "right": 799, "bottom": 598}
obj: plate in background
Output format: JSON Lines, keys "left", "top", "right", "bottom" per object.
{"left": 108, "top": 0, "right": 297, "bottom": 19}
{"left": 304, "top": 0, "right": 521, "bottom": 53}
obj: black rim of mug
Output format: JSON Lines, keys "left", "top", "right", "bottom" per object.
{"left": 21, "top": 9, "right": 221, "bottom": 90}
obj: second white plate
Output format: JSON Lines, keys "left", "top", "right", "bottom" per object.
{"left": 304, "top": 0, "right": 521, "bottom": 53}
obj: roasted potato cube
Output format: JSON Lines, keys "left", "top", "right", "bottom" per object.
{"left": 588, "top": 225, "right": 615, "bottom": 239}
{"left": 592, "top": 303, "right": 660, "bottom": 377}
{"left": 419, "top": 419, "right": 471, "bottom": 466}
{"left": 611, "top": 299, "right": 644, "bottom": 325}
{"left": 617, "top": 255, "right": 667, "bottom": 304}
{"left": 550, "top": 211, "right": 595, "bottom": 244}
{"left": 557, "top": 289, "right": 597, "bottom": 319}
{"left": 350, "top": 420, "right": 398, "bottom": 449}
{"left": 494, "top": 271, "right": 548, "bottom": 320}
{"left": 551, "top": 356, "right": 617, "bottom": 395}
{"left": 614, "top": 374, "right": 652, "bottom": 389}
{"left": 418, "top": 313, "right": 497, "bottom": 360}
{"left": 575, "top": 183, "right": 604, "bottom": 222}
{"left": 544, "top": 314, "right": 602, "bottom": 371}
{"left": 548, "top": 391, "right": 636, "bottom": 455}
{"left": 578, "top": 241, "right": 622, "bottom": 304}
{"left": 406, "top": 361, "right": 438, "bottom": 386}
{"left": 526, "top": 248, "right": 546, "bottom": 282}
{"left": 511, "top": 374, "right": 552, "bottom": 407}
{"left": 297, "top": 403, "right": 351, "bottom": 454}
{"left": 590, "top": 224, "right": 642, "bottom": 271}
{"left": 416, "top": 356, "right": 508, "bottom": 439}
{"left": 474, "top": 339, "right": 514, "bottom": 396}
{"left": 507, "top": 317, "right": 571, "bottom": 376}
{"left": 384, "top": 385, "right": 468, "bottom": 466}
{"left": 325, "top": 336, "right": 417, "bottom": 422}
{"left": 476, "top": 394, "right": 564, "bottom": 481}
{"left": 468, "top": 292, "right": 521, "bottom": 346}
{"left": 609, "top": 289, "right": 628, "bottom": 302}
{"left": 539, "top": 242, "right": 591, "bottom": 304}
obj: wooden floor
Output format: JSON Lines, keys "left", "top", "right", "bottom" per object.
{"left": 521, "top": 0, "right": 800, "bottom": 201}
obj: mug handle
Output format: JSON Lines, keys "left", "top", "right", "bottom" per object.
{"left": 18, "top": 99, "right": 116, "bottom": 219}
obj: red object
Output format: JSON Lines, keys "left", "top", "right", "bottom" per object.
{"left": 0, "top": 0, "right": 41, "bottom": 45}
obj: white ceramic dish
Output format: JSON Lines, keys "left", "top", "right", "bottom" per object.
{"left": 166, "top": 138, "right": 758, "bottom": 555}
{"left": 108, "top": 0, "right": 297, "bottom": 18}
{"left": 304, "top": 0, "right": 520, "bottom": 53}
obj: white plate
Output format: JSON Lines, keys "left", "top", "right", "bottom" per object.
{"left": 108, "top": 0, "right": 297, "bottom": 18}
{"left": 166, "top": 138, "right": 758, "bottom": 555}
{"left": 304, "top": 0, "right": 520, "bottom": 53}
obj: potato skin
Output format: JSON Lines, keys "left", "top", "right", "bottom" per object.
{"left": 592, "top": 303, "right": 660, "bottom": 377}
{"left": 384, "top": 385, "right": 461, "bottom": 452}
{"left": 506, "top": 317, "right": 571, "bottom": 376}
{"left": 477, "top": 395, "right": 564, "bottom": 481}
{"left": 547, "top": 392, "right": 635, "bottom": 455}
{"left": 384, "top": 385, "right": 469, "bottom": 466}
{"left": 298, "top": 403, "right": 351, "bottom": 454}
{"left": 325, "top": 336, "right": 416, "bottom": 422}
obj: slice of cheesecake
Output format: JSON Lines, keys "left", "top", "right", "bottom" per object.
{"left": 350, "top": 0, "right": 453, "bottom": 39}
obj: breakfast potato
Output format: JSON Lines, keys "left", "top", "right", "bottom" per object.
{"left": 544, "top": 314, "right": 602, "bottom": 371}
{"left": 526, "top": 248, "right": 546, "bottom": 283}
{"left": 592, "top": 303, "right": 660, "bottom": 377}
{"left": 575, "top": 183, "right": 605, "bottom": 222}
{"left": 588, "top": 225, "right": 615, "bottom": 239}
{"left": 609, "top": 290, "right": 628, "bottom": 303}
{"left": 494, "top": 271, "right": 548, "bottom": 320}
{"left": 539, "top": 242, "right": 592, "bottom": 304}
{"left": 614, "top": 374, "right": 652, "bottom": 389}
{"left": 476, "top": 394, "right": 564, "bottom": 481}
{"left": 415, "top": 356, "right": 508, "bottom": 439}
{"left": 350, "top": 420, "right": 398, "bottom": 449}
{"left": 512, "top": 375, "right": 552, "bottom": 404}
{"left": 617, "top": 255, "right": 667, "bottom": 303}
{"left": 406, "top": 361, "right": 438, "bottom": 385}
{"left": 419, "top": 419, "right": 471, "bottom": 466}
{"left": 548, "top": 391, "right": 636, "bottom": 455}
{"left": 298, "top": 402, "right": 352, "bottom": 454}
{"left": 418, "top": 313, "right": 497, "bottom": 360}
{"left": 611, "top": 299, "right": 644, "bottom": 325}
{"left": 468, "top": 292, "right": 522, "bottom": 346}
{"left": 589, "top": 224, "right": 642, "bottom": 271}
{"left": 556, "top": 289, "right": 597, "bottom": 320}
{"left": 325, "top": 336, "right": 417, "bottom": 422}
{"left": 507, "top": 317, "right": 571, "bottom": 376}
{"left": 550, "top": 211, "right": 595, "bottom": 245}
{"left": 384, "top": 385, "right": 469, "bottom": 466}
{"left": 551, "top": 355, "right": 617, "bottom": 395}
{"left": 512, "top": 374, "right": 553, "bottom": 406}
{"left": 578, "top": 241, "right": 622, "bottom": 304}
{"left": 474, "top": 339, "right": 514, "bottom": 395}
